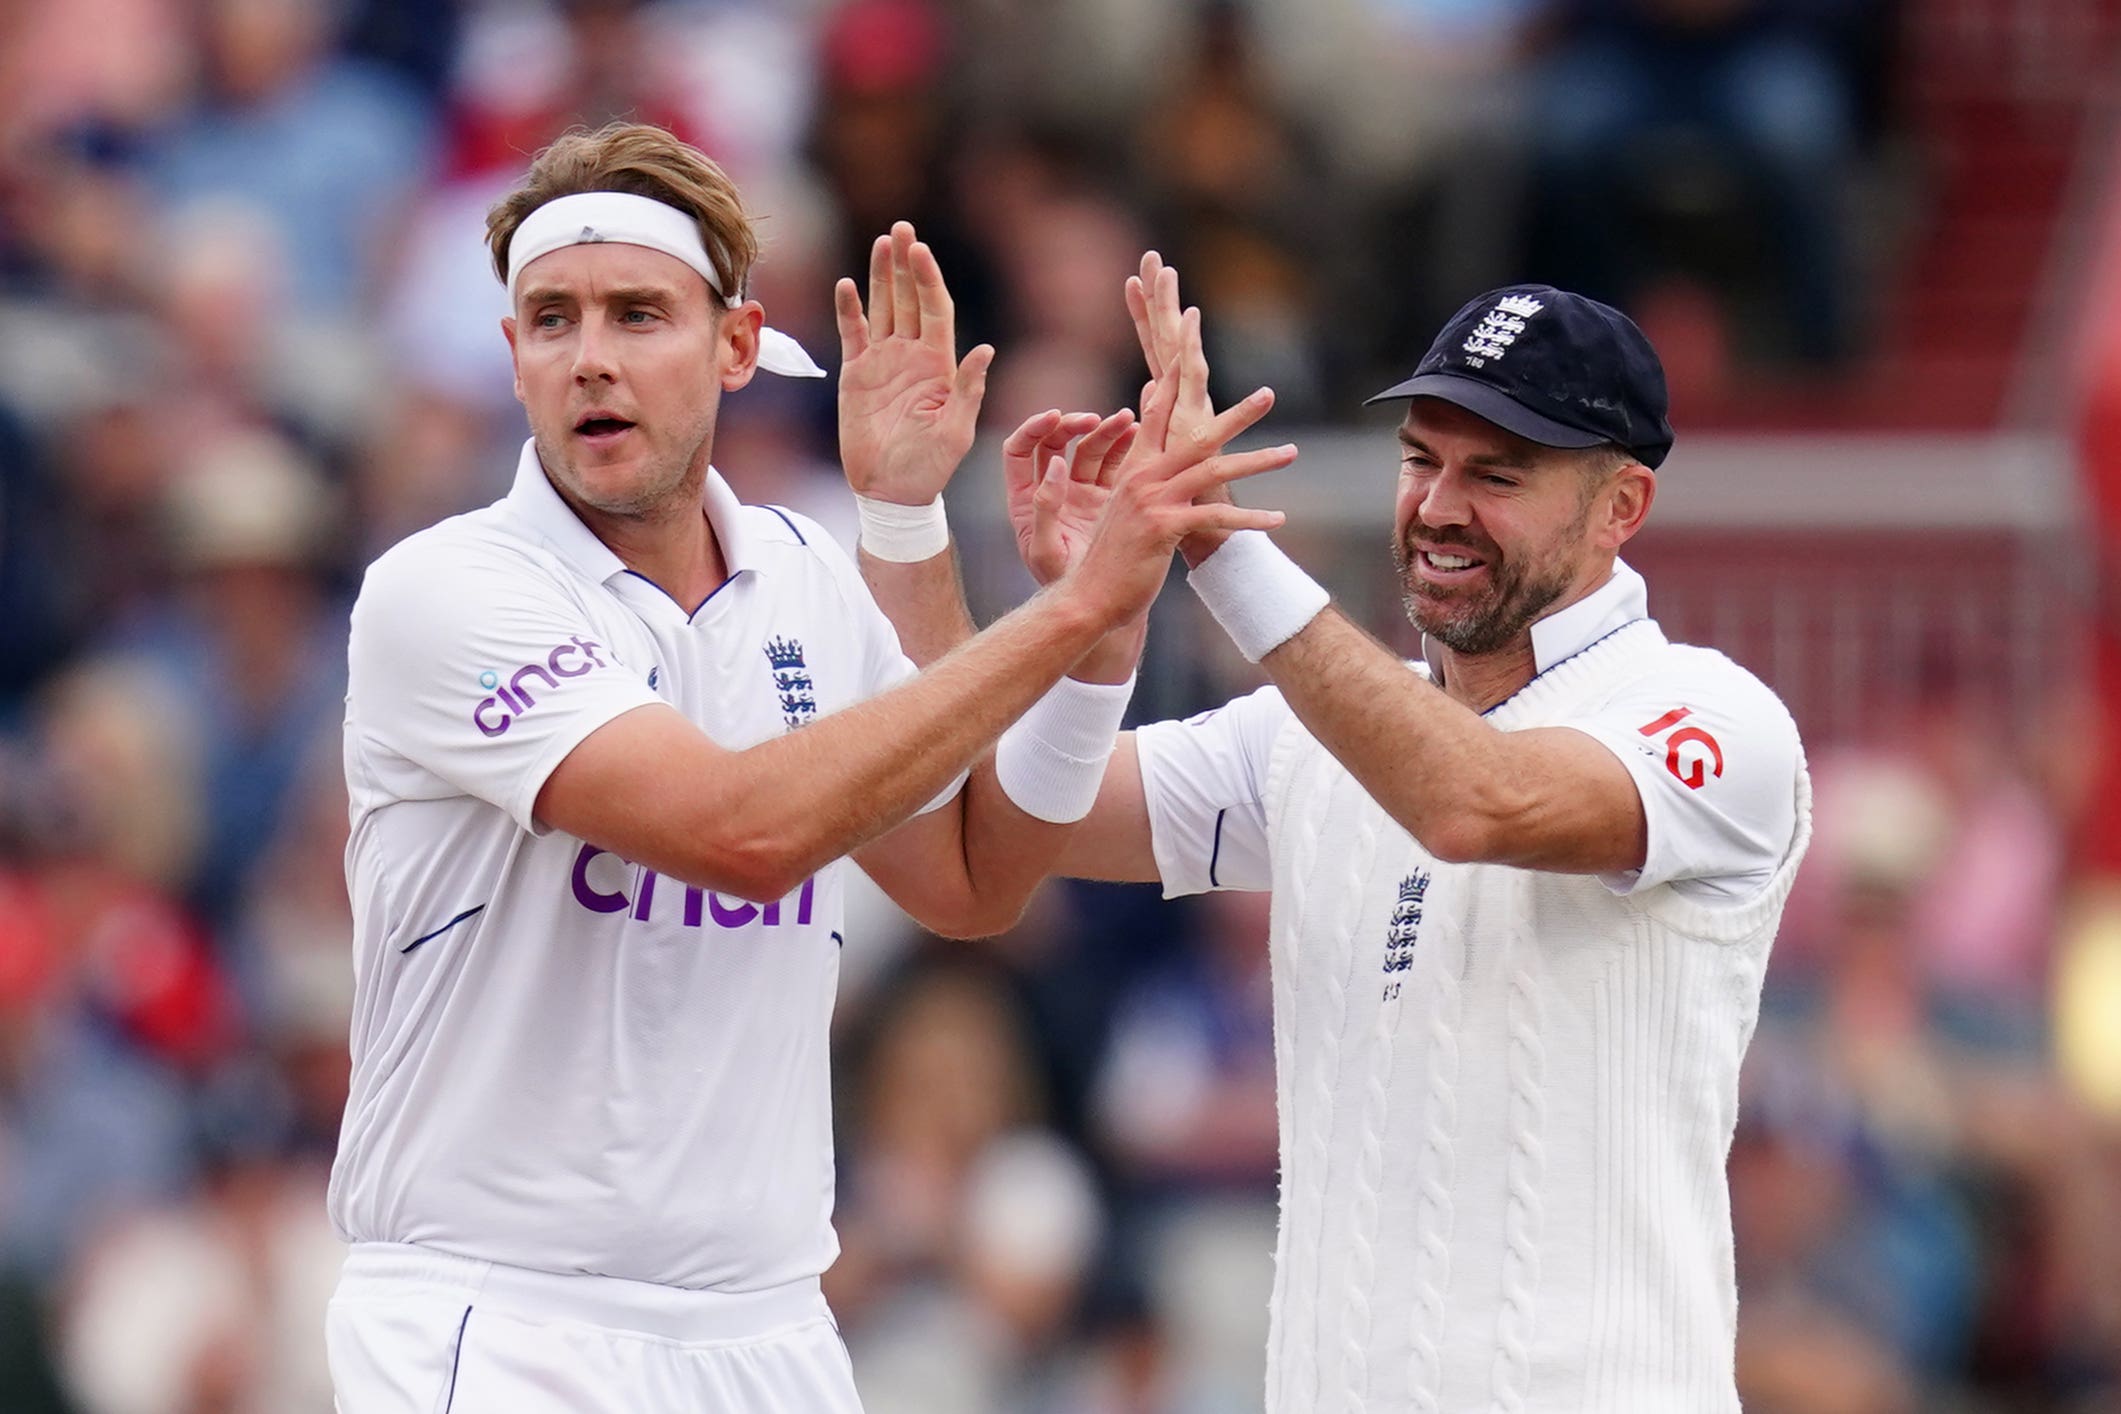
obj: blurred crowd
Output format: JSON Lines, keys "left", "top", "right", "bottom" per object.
{"left": 0, "top": 0, "right": 2111, "bottom": 1412}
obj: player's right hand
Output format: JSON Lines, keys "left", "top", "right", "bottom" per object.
{"left": 1058, "top": 374, "right": 1295, "bottom": 630}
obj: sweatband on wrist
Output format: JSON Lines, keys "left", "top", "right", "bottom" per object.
{"left": 1186, "top": 530, "right": 1331, "bottom": 663}
{"left": 995, "top": 673, "right": 1135, "bottom": 824}
{"left": 855, "top": 494, "right": 951, "bottom": 563}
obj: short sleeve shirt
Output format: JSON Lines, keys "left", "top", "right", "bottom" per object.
{"left": 1135, "top": 561, "right": 1801, "bottom": 906}
{"left": 328, "top": 441, "right": 928, "bottom": 1290}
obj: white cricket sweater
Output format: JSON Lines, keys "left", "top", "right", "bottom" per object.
{"left": 1257, "top": 618, "right": 1811, "bottom": 1413}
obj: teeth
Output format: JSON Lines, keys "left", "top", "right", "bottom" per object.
{"left": 1426, "top": 552, "right": 1477, "bottom": 570}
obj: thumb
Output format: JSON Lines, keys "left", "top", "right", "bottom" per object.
{"left": 947, "top": 345, "right": 995, "bottom": 436}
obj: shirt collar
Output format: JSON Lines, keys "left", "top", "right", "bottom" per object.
{"left": 503, "top": 438, "right": 759, "bottom": 584}
{"left": 1422, "top": 557, "right": 1648, "bottom": 680}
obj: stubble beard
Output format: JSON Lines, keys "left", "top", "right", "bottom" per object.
{"left": 1394, "top": 518, "right": 1585, "bottom": 658}
{"left": 539, "top": 417, "right": 715, "bottom": 525}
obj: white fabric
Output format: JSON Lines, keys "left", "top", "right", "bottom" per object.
{"left": 1186, "top": 530, "right": 1333, "bottom": 662}
{"left": 994, "top": 672, "right": 1133, "bottom": 824}
{"left": 332, "top": 439, "right": 947, "bottom": 1292}
{"left": 506, "top": 191, "right": 825, "bottom": 378}
{"left": 1138, "top": 561, "right": 1799, "bottom": 905}
{"left": 328, "top": 1242, "right": 862, "bottom": 1413}
{"left": 1138, "top": 590, "right": 1812, "bottom": 1413}
{"left": 854, "top": 492, "right": 950, "bottom": 562}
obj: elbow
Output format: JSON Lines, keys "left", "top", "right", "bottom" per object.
{"left": 1413, "top": 790, "right": 1521, "bottom": 866}
{"left": 915, "top": 887, "right": 1036, "bottom": 942}
{"left": 693, "top": 826, "right": 814, "bottom": 905}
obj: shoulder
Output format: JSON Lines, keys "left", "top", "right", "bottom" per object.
{"left": 1633, "top": 640, "right": 1800, "bottom": 739}
{"left": 352, "top": 506, "right": 577, "bottom": 634}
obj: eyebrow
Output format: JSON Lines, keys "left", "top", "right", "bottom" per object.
{"left": 518, "top": 284, "right": 685, "bottom": 309}
{"left": 1398, "top": 431, "right": 1537, "bottom": 470}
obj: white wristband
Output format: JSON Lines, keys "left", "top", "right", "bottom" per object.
{"left": 855, "top": 493, "right": 950, "bottom": 562}
{"left": 1186, "top": 530, "right": 1331, "bottom": 662}
{"left": 995, "top": 673, "right": 1135, "bottom": 824}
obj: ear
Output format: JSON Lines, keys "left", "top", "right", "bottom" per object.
{"left": 501, "top": 316, "right": 525, "bottom": 406}
{"left": 1602, "top": 464, "right": 1656, "bottom": 550}
{"left": 718, "top": 301, "right": 763, "bottom": 392}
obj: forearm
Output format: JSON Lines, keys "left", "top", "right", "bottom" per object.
{"left": 860, "top": 544, "right": 975, "bottom": 668}
{"left": 1261, "top": 609, "right": 1521, "bottom": 859}
{"left": 712, "top": 585, "right": 1110, "bottom": 896}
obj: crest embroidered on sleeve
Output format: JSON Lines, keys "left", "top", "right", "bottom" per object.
{"left": 764, "top": 636, "right": 817, "bottom": 729}
{"left": 1462, "top": 293, "right": 1544, "bottom": 368}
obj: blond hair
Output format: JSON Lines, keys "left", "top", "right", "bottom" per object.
{"left": 486, "top": 123, "right": 760, "bottom": 298}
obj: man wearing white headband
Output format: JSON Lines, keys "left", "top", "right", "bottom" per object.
{"left": 324, "top": 123, "right": 1296, "bottom": 1412}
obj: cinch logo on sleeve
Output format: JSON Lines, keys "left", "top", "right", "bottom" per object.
{"left": 473, "top": 636, "right": 608, "bottom": 736}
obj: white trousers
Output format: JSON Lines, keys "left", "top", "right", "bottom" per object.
{"left": 327, "top": 1242, "right": 864, "bottom": 1414}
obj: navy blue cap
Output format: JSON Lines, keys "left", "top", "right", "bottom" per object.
{"left": 1365, "top": 285, "right": 1674, "bottom": 469}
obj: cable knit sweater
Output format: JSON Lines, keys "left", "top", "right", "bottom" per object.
{"left": 1257, "top": 619, "right": 1811, "bottom": 1413}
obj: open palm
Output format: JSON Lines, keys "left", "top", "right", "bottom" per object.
{"left": 835, "top": 222, "right": 994, "bottom": 505}
{"left": 1003, "top": 409, "right": 1135, "bottom": 586}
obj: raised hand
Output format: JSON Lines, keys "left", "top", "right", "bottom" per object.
{"left": 1003, "top": 408, "right": 1135, "bottom": 587}
{"left": 1061, "top": 376, "right": 1297, "bottom": 631}
{"left": 1125, "top": 251, "right": 1215, "bottom": 452}
{"left": 834, "top": 222, "right": 996, "bottom": 505}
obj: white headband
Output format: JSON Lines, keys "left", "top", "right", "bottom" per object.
{"left": 506, "top": 191, "right": 825, "bottom": 379}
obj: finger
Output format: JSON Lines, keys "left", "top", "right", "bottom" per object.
{"left": 1032, "top": 453, "right": 1071, "bottom": 568}
{"left": 1137, "top": 365, "right": 1181, "bottom": 453}
{"left": 1172, "top": 504, "right": 1289, "bottom": 535}
{"left": 1125, "top": 273, "right": 1160, "bottom": 380}
{"left": 1180, "top": 385, "right": 1277, "bottom": 461}
{"left": 867, "top": 235, "right": 893, "bottom": 339}
{"left": 1003, "top": 409, "right": 1063, "bottom": 502}
{"left": 834, "top": 278, "right": 868, "bottom": 362}
{"left": 1174, "top": 306, "right": 1205, "bottom": 420}
{"left": 1152, "top": 263, "right": 1184, "bottom": 373}
{"left": 891, "top": 221, "right": 921, "bottom": 340}
{"left": 943, "top": 343, "right": 994, "bottom": 442}
{"left": 913, "top": 241, "right": 955, "bottom": 352}
{"left": 1099, "top": 425, "right": 1138, "bottom": 486}
{"left": 1181, "top": 303, "right": 1211, "bottom": 407}
{"left": 1069, "top": 410, "right": 1135, "bottom": 485}
{"left": 1167, "top": 443, "right": 1299, "bottom": 500}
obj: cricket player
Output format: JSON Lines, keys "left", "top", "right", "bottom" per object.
{"left": 322, "top": 125, "right": 1293, "bottom": 1412}
{"left": 893, "top": 259, "right": 1812, "bottom": 1412}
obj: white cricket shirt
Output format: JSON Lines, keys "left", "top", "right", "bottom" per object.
{"left": 1136, "top": 560, "right": 1800, "bottom": 905}
{"left": 329, "top": 440, "right": 929, "bottom": 1291}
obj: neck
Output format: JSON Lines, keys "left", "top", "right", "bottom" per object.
{"left": 560, "top": 473, "right": 729, "bottom": 610}
{"left": 1432, "top": 637, "right": 1537, "bottom": 714}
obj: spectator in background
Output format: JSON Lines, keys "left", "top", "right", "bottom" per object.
{"left": 1130, "top": 1, "right": 1329, "bottom": 420}
{"left": 809, "top": 0, "right": 1002, "bottom": 357}
{"left": 144, "top": 0, "right": 432, "bottom": 318}
{"left": 1526, "top": 0, "right": 1868, "bottom": 367}
{"left": 831, "top": 951, "right": 1104, "bottom": 1414}
{"left": 127, "top": 433, "right": 346, "bottom": 932}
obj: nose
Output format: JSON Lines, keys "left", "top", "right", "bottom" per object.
{"left": 1415, "top": 468, "right": 1473, "bottom": 531}
{"left": 571, "top": 318, "right": 618, "bottom": 385}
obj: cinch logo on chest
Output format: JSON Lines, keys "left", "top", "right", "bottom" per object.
{"left": 764, "top": 635, "right": 816, "bottom": 729}
{"left": 571, "top": 844, "right": 817, "bottom": 929}
{"left": 474, "top": 637, "right": 608, "bottom": 736}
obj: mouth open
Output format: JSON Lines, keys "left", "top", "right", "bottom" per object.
{"left": 1413, "top": 545, "right": 1492, "bottom": 586}
{"left": 574, "top": 415, "right": 636, "bottom": 441}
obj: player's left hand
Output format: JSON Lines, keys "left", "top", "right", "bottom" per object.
{"left": 1005, "top": 408, "right": 1136, "bottom": 587}
{"left": 834, "top": 221, "right": 995, "bottom": 506}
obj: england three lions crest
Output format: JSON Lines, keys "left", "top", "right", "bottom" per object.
{"left": 1382, "top": 870, "right": 1428, "bottom": 975}
{"left": 764, "top": 635, "right": 817, "bottom": 729}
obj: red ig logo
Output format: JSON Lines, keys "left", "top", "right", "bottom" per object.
{"left": 1638, "top": 707, "right": 1724, "bottom": 790}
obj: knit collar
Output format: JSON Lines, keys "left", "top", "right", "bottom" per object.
{"left": 503, "top": 437, "right": 758, "bottom": 587}
{"left": 1421, "top": 557, "right": 1648, "bottom": 682}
